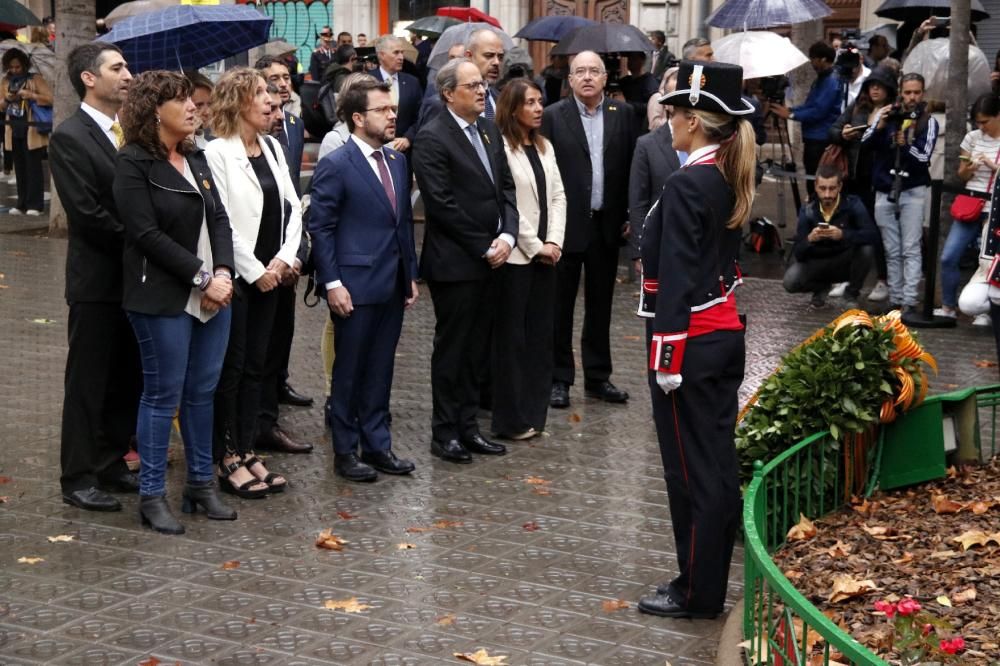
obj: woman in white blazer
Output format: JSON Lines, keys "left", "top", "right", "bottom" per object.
{"left": 492, "top": 78, "right": 566, "bottom": 440}
{"left": 205, "top": 68, "right": 302, "bottom": 497}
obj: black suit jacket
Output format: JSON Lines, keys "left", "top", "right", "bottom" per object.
{"left": 282, "top": 111, "right": 305, "bottom": 195}
{"left": 628, "top": 124, "right": 680, "bottom": 259}
{"left": 413, "top": 111, "right": 518, "bottom": 282}
{"left": 48, "top": 109, "right": 124, "bottom": 304}
{"left": 372, "top": 69, "right": 423, "bottom": 144}
{"left": 114, "top": 144, "right": 235, "bottom": 316}
{"left": 541, "top": 96, "right": 637, "bottom": 253}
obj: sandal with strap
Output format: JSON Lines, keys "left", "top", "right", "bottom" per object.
{"left": 244, "top": 453, "right": 287, "bottom": 493}
{"left": 217, "top": 455, "right": 269, "bottom": 499}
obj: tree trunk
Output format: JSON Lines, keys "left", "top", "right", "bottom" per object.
{"left": 47, "top": 0, "right": 96, "bottom": 237}
{"left": 939, "top": 0, "right": 971, "bottom": 249}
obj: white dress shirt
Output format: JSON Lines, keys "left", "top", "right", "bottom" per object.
{"left": 79, "top": 102, "right": 119, "bottom": 148}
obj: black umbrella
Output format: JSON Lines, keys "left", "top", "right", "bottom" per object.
{"left": 514, "top": 16, "right": 596, "bottom": 42}
{"left": 875, "top": 0, "right": 989, "bottom": 22}
{"left": 406, "top": 15, "right": 461, "bottom": 38}
{"left": 0, "top": 0, "right": 41, "bottom": 27}
{"left": 550, "top": 23, "right": 654, "bottom": 56}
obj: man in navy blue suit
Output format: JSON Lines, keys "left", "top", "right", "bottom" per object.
{"left": 257, "top": 56, "right": 305, "bottom": 195}
{"left": 309, "top": 78, "right": 420, "bottom": 482}
{"left": 371, "top": 35, "right": 423, "bottom": 155}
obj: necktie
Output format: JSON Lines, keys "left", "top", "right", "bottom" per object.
{"left": 371, "top": 150, "right": 396, "bottom": 214}
{"left": 110, "top": 121, "right": 124, "bottom": 148}
{"left": 484, "top": 91, "right": 495, "bottom": 121}
{"left": 465, "top": 124, "right": 493, "bottom": 183}
{"left": 389, "top": 75, "right": 399, "bottom": 106}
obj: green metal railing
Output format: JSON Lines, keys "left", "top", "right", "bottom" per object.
{"left": 742, "top": 384, "right": 1000, "bottom": 665}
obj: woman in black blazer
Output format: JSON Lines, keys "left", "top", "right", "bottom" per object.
{"left": 115, "top": 71, "right": 237, "bottom": 535}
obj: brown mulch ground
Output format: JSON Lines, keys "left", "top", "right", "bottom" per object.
{"left": 771, "top": 459, "right": 1000, "bottom": 663}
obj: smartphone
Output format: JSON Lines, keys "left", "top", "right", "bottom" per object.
{"left": 933, "top": 16, "right": 951, "bottom": 26}
{"left": 847, "top": 124, "right": 868, "bottom": 132}
{"left": 959, "top": 155, "right": 973, "bottom": 161}
{"left": 817, "top": 222, "right": 831, "bottom": 229}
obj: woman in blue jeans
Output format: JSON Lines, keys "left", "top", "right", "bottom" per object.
{"left": 114, "top": 71, "right": 237, "bottom": 534}
{"left": 937, "top": 93, "right": 1000, "bottom": 320}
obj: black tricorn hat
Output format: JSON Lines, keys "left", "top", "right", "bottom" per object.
{"left": 660, "top": 60, "right": 754, "bottom": 116}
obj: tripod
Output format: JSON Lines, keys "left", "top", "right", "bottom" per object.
{"left": 762, "top": 110, "right": 803, "bottom": 231}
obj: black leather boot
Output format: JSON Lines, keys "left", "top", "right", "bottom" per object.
{"left": 139, "top": 495, "right": 185, "bottom": 535}
{"left": 181, "top": 479, "right": 237, "bottom": 520}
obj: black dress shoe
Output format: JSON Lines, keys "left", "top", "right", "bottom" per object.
{"left": 550, "top": 382, "right": 570, "bottom": 408}
{"left": 98, "top": 471, "right": 140, "bottom": 493}
{"left": 461, "top": 433, "right": 506, "bottom": 456}
{"left": 279, "top": 383, "right": 314, "bottom": 407}
{"left": 361, "top": 450, "right": 415, "bottom": 475}
{"left": 431, "top": 439, "right": 472, "bottom": 463}
{"left": 256, "top": 426, "right": 314, "bottom": 454}
{"left": 637, "top": 591, "right": 719, "bottom": 619}
{"left": 585, "top": 380, "right": 629, "bottom": 403}
{"left": 334, "top": 453, "right": 378, "bottom": 482}
{"left": 63, "top": 487, "right": 121, "bottom": 512}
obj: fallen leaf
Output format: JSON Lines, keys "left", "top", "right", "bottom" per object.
{"left": 861, "top": 524, "right": 910, "bottom": 541}
{"left": 953, "top": 587, "right": 977, "bottom": 604}
{"left": 405, "top": 526, "right": 432, "bottom": 533}
{"left": 601, "top": 599, "right": 629, "bottom": 612}
{"left": 0, "top": 285, "right": 8, "bottom": 289}
{"left": 315, "top": 529, "right": 348, "bottom": 551}
{"left": 622, "top": 335, "right": 641, "bottom": 341}
{"left": 568, "top": 413, "right": 582, "bottom": 423}
{"left": 336, "top": 510, "right": 356, "bottom": 520}
{"left": 9, "top": 250, "right": 27, "bottom": 257}
{"left": 431, "top": 520, "right": 463, "bottom": 529}
{"left": 397, "top": 542, "right": 416, "bottom": 550}
{"left": 969, "top": 500, "right": 995, "bottom": 515}
{"left": 738, "top": 637, "right": 770, "bottom": 666}
{"left": 323, "top": 597, "right": 370, "bottom": 613}
{"left": 532, "top": 487, "right": 551, "bottom": 496}
{"left": 0, "top": 476, "right": 11, "bottom": 483}
{"left": 29, "top": 318, "right": 56, "bottom": 325}
{"left": 929, "top": 549, "right": 962, "bottom": 559}
{"left": 851, "top": 498, "right": 875, "bottom": 516}
{"left": 138, "top": 658, "right": 161, "bottom": 666}
{"left": 952, "top": 530, "right": 1000, "bottom": 550}
{"left": 17, "top": 556, "right": 44, "bottom": 564}
{"left": 786, "top": 514, "right": 817, "bottom": 542}
{"left": 0, "top": 496, "right": 8, "bottom": 503}
{"left": 221, "top": 560, "right": 240, "bottom": 570}
{"left": 453, "top": 649, "right": 509, "bottom": 665}
{"left": 826, "top": 540, "right": 852, "bottom": 558}
{"left": 524, "top": 476, "right": 550, "bottom": 485}
{"left": 975, "top": 359, "right": 999, "bottom": 368}
{"left": 828, "top": 574, "right": 878, "bottom": 603}
{"left": 522, "top": 521, "right": 540, "bottom": 531}
{"left": 436, "top": 613, "right": 456, "bottom": 626}
{"left": 937, "top": 595, "right": 952, "bottom": 607}
{"left": 931, "top": 493, "right": 964, "bottom": 514}
{"left": 784, "top": 570, "right": 803, "bottom": 580}
{"left": 46, "top": 535, "right": 75, "bottom": 543}
{"left": 892, "top": 552, "right": 914, "bottom": 565}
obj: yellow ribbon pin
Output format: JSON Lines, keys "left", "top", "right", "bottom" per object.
{"left": 202, "top": 179, "right": 211, "bottom": 190}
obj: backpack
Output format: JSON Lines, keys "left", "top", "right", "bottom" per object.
{"left": 300, "top": 80, "right": 337, "bottom": 138}
{"left": 745, "top": 216, "right": 783, "bottom": 254}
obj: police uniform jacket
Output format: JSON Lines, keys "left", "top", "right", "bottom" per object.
{"left": 639, "top": 145, "right": 743, "bottom": 374}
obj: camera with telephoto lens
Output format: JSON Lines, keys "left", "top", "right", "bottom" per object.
{"left": 884, "top": 100, "right": 926, "bottom": 124}
{"left": 760, "top": 75, "right": 787, "bottom": 103}
{"left": 834, "top": 46, "right": 861, "bottom": 79}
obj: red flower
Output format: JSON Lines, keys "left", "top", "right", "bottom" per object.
{"left": 922, "top": 623, "right": 933, "bottom": 637}
{"left": 873, "top": 600, "right": 897, "bottom": 618}
{"left": 939, "top": 637, "right": 966, "bottom": 654}
{"left": 896, "top": 597, "right": 921, "bottom": 616}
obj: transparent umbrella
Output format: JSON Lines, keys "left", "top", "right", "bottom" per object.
{"left": 0, "top": 40, "right": 55, "bottom": 82}
{"left": 427, "top": 22, "right": 514, "bottom": 73}
{"left": 711, "top": 31, "right": 808, "bottom": 80}
{"left": 706, "top": 0, "right": 832, "bottom": 29}
{"left": 903, "top": 37, "right": 991, "bottom": 103}
{"left": 105, "top": 0, "right": 179, "bottom": 28}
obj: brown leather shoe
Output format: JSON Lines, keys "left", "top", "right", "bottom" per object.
{"left": 256, "top": 426, "right": 313, "bottom": 454}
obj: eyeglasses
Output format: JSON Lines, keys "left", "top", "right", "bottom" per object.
{"left": 320, "top": 32, "right": 332, "bottom": 38}
{"left": 571, "top": 67, "right": 605, "bottom": 78}
{"left": 364, "top": 105, "right": 398, "bottom": 115}
{"left": 456, "top": 80, "right": 487, "bottom": 91}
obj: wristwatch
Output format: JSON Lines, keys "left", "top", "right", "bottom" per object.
{"left": 193, "top": 269, "right": 212, "bottom": 291}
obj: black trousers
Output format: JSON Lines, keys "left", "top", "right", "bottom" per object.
{"left": 553, "top": 224, "right": 619, "bottom": 386}
{"left": 428, "top": 278, "right": 493, "bottom": 443}
{"left": 802, "top": 139, "right": 828, "bottom": 201}
{"left": 782, "top": 245, "right": 875, "bottom": 298}
{"left": 258, "top": 282, "right": 296, "bottom": 431}
{"left": 10, "top": 137, "right": 44, "bottom": 211}
{"left": 491, "top": 262, "right": 557, "bottom": 435}
{"left": 647, "top": 325, "right": 745, "bottom": 614}
{"left": 214, "top": 280, "right": 278, "bottom": 460}
{"left": 60, "top": 302, "right": 142, "bottom": 493}
{"left": 330, "top": 286, "right": 404, "bottom": 455}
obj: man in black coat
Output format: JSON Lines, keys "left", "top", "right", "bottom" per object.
{"left": 628, "top": 120, "right": 681, "bottom": 270}
{"left": 48, "top": 43, "right": 140, "bottom": 512}
{"left": 542, "top": 50, "right": 638, "bottom": 408}
{"left": 413, "top": 58, "right": 517, "bottom": 464}
{"left": 371, "top": 35, "right": 423, "bottom": 154}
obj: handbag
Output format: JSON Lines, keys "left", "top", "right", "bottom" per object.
{"left": 818, "top": 143, "right": 848, "bottom": 177}
{"left": 951, "top": 146, "right": 1000, "bottom": 222}
{"left": 28, "top": 100, "right": 52, "bottom": 134}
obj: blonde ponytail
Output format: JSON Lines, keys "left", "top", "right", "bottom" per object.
{"left": 690, "top": 110, "right": 757, "bottom": 229}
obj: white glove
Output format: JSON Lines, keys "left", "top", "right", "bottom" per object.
{"left": 656, "top": 372, "right": 683, "bottom": 394}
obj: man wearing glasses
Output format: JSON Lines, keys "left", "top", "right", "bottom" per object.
{"left": 542, "top": 50, "right": 638, "bottom": 409}
{"left": 310, "top": 26, "right": 336, "bottom": 82}
{"left": 372, "top": 35, "right": 422, "bottom": 154}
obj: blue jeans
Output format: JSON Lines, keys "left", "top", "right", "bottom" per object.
{"left": 128, "top": 309, "right": 231, "bottom": 497}
{"left": 940, "top": 214, "right": 985, "bottom": 308}
{"left": 874, "top": 187, "right": 928, "bottom": 307}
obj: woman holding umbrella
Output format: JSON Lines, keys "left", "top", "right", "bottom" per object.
{"left": 637, "top": 60, "right": 754, "bottom": 619}
{"left": 0, "top": 48, "right": 51, "bottom": 215}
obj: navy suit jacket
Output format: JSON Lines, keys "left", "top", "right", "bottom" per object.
{"left": 283, "top": 110, "right": 305, "bottom": 194}
{"left": 372, "top": 69, "right": 423, "bottom": 144}
{"left": 308, "top": 138, "right": 418, "bottom": 305}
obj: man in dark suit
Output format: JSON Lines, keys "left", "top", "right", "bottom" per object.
{"left": 257, "top": 56, "right": 305, "bottom": 194}
{"left": 413, "top": 58, "right": 517, "bottom": 463}
{"left": 309, "top": 78, "right": 419, "bottom": 481}
{"left": 542, "top": 50, "right": 638, "bottom": 408}
{"left": 628, "top": 120, "right": 681, "bottom": 271}
{"left": 309, "top": 26, "right": 335, "bottom": 82}
{"left": 371, "top": 35, "right": 422, "bottom": 154}
{"left": 49, "top": 43, "right": 141, "bottom": 512}
{"left": 648, "top": 31, "right": 674, "bottom": 81}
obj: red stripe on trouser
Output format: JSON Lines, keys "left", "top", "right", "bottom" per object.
{"left": 671, "top": 392, "right": 695, "bottom": 605}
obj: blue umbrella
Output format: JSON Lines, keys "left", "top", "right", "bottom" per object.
{"left": 514, "top": 16, "right": 597, "bottom": 42}
{"left": 98, "top": 5, "right": 273, "bottom": 72}
{"left": 706, "top": 0, "right": 832, "bottom": 29}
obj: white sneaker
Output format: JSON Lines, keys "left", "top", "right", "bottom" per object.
{"left": 24, "top": 209, "right": 41, "bottom": 216}
{"left": 973, "top": 313, "right": 992, "bottom": 327}
{"left": 933, "top": 307, "right": 957, "bottom": 319}
{"left": 868, "top": 280, "right": 889, "bottom": 301}
{"left": 7, "top": 207, "right": 22, "bottom": 215}
{"left": 828, "top": 282, "right": 848, "bottom": 298}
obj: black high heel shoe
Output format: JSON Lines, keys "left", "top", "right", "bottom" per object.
{"left": 182, "top": 479, "right": 237, "bottom": 519}
{"left": 139, "top": 495, "right": 184, "bottom": 534}
{"left": 217, "top": 455, "right": 269, "bottom": 499}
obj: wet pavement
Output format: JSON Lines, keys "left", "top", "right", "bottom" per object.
{"left": 1, "top": 209, "right": 998, "bottom": 665}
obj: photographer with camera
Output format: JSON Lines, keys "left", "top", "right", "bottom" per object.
{"left": 770, "top": 41, "right": 843, "bottom": 200}
{"left": 861, "top": 72, "right": 938, "bottom": 312}
{"left": 837, "top": 43, "right": 870, "bottom": 110}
